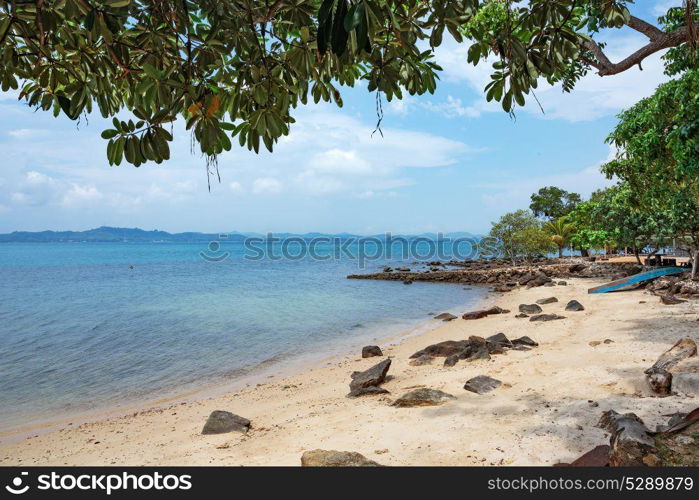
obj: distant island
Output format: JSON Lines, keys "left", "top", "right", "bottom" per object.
{"left": 0, "top": 226, "right": 478, "bottom": 243}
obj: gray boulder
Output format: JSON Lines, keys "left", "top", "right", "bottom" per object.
{"left": 443, "top": 355, "right": 459, "bottom": 367}
{"left": 486, "top": 333, "right": 512, "bottom": 348}
{"left": 391, "top": 388, "right": 456, "bottom": 407}
{"left": 349, "top": 359, "right": 391, "bottom": 392}
{"left": 361, "top": 345, "right": 383, "bottom": 358}
{"left": 201, "top": 411, "right": 251, "bottom": 435}
{"left": 519, "top": 304, "right": 543, "bottom": 314}
{"left": 410, "top": 340, "right": 470, "bottom": 358}
{"left": 347, "top": 386, "right": 390, "bottom": 398}
{"left": 484, "top": 306, "right": 510, "bottom": 314}
{"left": 409, "top": 354, "right": 434, "bottom": 366}
{"left": 434, "top": 312, "right": 458, "bottom": 321}
{"left": 462, "top": 310, "right": 490, "bottom": 320}
{"left": 565, "top": 300, "right": 585, "bottom": 312}
{"left": 465, "top": 345, "right": 491, "bottom": 362}
{"left": 301, "top": 449, "right": 381, "bottom": 467}
{"left": 464, "top": 375, "right": 502, "bottom": 394}
{"left": 530, "top": 313, "right": 566, "bottom": 322}
{"left": 512, "top": 336, "right": 538, "bottom": 347}
{"left": 536, "top": 297, "right": 558, "bottom": 305}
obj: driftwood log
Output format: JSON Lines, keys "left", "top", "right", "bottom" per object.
{"left": 598, "top": 410, "right": 659, "bottom": 466}
{"left": 644, "top": 338, "right": 697, "bottom": 395}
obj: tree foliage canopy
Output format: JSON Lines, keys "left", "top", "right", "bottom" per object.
{"left": 489, "top": 208, "right": 552, "bottom": 262}
{"left": 0, "top": 0, "right": 696, "bottom": 170}
{"left": 603, "top": 68, "right": 699, "bottom": 267}
{"left": 590, "top": 183, "right": 667, "bottom": 262}
{"left": 543, "top": 215, "right": 574, "bottom": 257}
{"left": 529, "top": 185, "right": 581, "bottom": 219}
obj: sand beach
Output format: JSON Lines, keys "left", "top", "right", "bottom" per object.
{"left": 1, "top": 277, "right": 696, "bottom": 466}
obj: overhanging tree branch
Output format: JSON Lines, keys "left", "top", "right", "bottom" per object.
{"left": 583, "top": 16, "right": 690, "bottom": 76}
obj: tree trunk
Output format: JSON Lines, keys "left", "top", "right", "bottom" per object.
{"left": 633, "top": 244, "right": 642, "bottom": 265}
{"left": 558, "top": 246, "right": 563, "bottom": 258}
{"left": 692, "top": 251, "right": 698, "bottom": 280}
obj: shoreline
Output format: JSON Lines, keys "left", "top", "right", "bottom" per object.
{"left": 0, "top": 283, "right": 491, "bottom": 444}
{"left": 1, "top": 278, "right": 696, "bottom": 466}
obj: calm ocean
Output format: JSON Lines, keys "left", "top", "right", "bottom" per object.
{"left": 0, "top": 241, "right": 486, "bottom": 432}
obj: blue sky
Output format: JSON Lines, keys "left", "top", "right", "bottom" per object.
{"left": 0, "top": 1, "right": 676, "bottom": 234}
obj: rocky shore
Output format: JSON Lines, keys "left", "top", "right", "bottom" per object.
{"left": 348, "top": 258, "right": 699, "bottom": 298}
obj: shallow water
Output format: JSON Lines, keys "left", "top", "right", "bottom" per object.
{"left": 0, "top": 241, "right": 486, "bottom": 430}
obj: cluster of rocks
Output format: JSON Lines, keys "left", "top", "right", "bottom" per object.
{"left": 513, "top": 297, "right": 583, "bottom": 321}
{"left": 646, "top": 273, "right": 699, "bottom": 301}
{"left": 409, "top": 333, "right": 538, "bottom": 368}
{"left": 348, "top": 259, "right": 644, "bottom": 291}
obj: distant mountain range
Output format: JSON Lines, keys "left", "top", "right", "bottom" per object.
{"left": 0, "top": 227, "right": 480, "bottom": 243}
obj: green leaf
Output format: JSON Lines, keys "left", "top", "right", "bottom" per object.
{"left": 57, "top": 95, "right": 79, "bottom": 120}
{"left": 113, "top": 137, "right": 124, "bottom": 165}
{"left": 105, "top": 0, "right": 131, "bottom": 7}
{"left": 317, "top": 0, "right": 336, "bottom": 55}
{"left": 354, "top": 4, "right": 370, "bottom": 52}
{"left": 331, "top": 0, "right": 349, "bottom": 56}
{"left": 84, "top": 9, "right": 96, "bottom": 31}
{"left": 344, "top": 3, "right": 363, "bottom": 32}
{"left": 101, "top": 129, "right": 118, "bottom": 139}
{"left": 430, "top": 25, "right": 444, "bottom": 48}
{"left": 142, "top": 63, "right": 161, "bottom": 80}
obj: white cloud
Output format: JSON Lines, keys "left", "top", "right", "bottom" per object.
{"left": 387, "top": 96, "right": 414, "bottom": 116}
{"left": 252, "top": 177, "right": 283, "bottom": 194}
{"left": 25, "top": 170, "right": 56, "bottom": 186}
{"left": 423, "top": 95, "right": 481, "bottom": 118}
{"left": 387, "top": 94, "right": 481, "bottom": 119}
{"left": 306, "top": 149, "right": 373, "bottom": 175}
{"left": 61, "top": 184, "right": 103, "bottom": 207}
{"left": 357, "top": 190, "right": 400, "bottom": 199}
{"left": 233, "top": 107, "right": 475, "bottom": 198}
{"left": 8, "top": 128, "right": 49, "bottom": 139}
{"left": 229, "top": 181, "right": 244, "bottom": 194}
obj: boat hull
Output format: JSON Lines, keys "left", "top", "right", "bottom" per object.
{"left": 588, "top": 267, "right": 686, "bottom": 294}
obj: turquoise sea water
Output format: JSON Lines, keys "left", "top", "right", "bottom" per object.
{"left": 0, "top": 241, "right": 486, "bottom": 432}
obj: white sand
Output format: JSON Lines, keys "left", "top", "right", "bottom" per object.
{"left": 1, "top": 278, "right": 697, "bottom": 466}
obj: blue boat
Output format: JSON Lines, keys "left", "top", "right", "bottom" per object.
{"left": 588, "top": 267, "right": 686, "bottom": 294}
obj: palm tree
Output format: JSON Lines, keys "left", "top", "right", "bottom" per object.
{"left": 544, "top": 217, "right": 576, "bottom": 258}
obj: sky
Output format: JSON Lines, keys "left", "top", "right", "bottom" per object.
{"left": 0, "top": 1, "right": 677, "bottom": 235}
